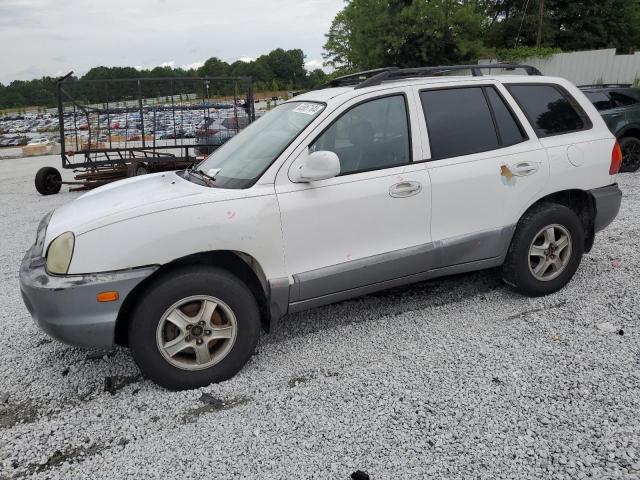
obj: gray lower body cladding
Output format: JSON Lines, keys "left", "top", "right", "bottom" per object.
{"left": 590, "top": 183, "right": 622, "bottom": 232}
{"left": 287, "top": 225, "right": 516, "bottom": 313}
{"left": 19, "top": 244, "right": 157, "bottom": 348}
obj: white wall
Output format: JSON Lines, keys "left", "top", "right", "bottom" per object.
{"left": 480, "top": 49, "right": 640, "bottom": 86}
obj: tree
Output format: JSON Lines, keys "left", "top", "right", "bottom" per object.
{"left": 485, "top": 0, "right": 640, "bottom": 51}
{"left": 552, "top": 0, "right": 640, "bottom": 52}
{"left": 306, "top": 68, "right": 328, "bottom": 88}
{"left": 322, "top": 0, "right": 487, "bottom": 70}
{"left": 323, "top": 10, "right": 353, "bottom": 69}
{"left": 261, "top": 48, "right": 307, "bottom": 86}
{"left": 324, "top": 0, "right": 640, "bottom": 70}
{"left": 197, "top": 57, "right": 229, "bottom": 77}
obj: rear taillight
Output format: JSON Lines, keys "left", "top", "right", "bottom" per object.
{"left": 610, "top": 141, "right": 623, "bottom": 175}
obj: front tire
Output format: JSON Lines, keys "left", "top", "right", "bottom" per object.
{"left": 128, "top": 267, "right": 261, "bottom": 390}
{"left": 502, "top": 203, "right": 584, "bottom": 297}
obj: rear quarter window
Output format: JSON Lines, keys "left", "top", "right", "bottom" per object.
{"left": 609, "top": 90, "right": 640, "bottom": 107}
{"left": 583, "top": 91, "right": 616, "bottom": 111}
{"left": 508, "top": 84, "right": 592, "bottom": 137}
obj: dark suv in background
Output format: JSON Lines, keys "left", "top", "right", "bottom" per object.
{"left": 580, "top": 84, "right": 640, "bottom": 172}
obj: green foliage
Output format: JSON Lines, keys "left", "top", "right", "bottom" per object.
{"left": 485, "top": 0, "right": 640, "bottom": 51}
{"left": 324, "top": 0, "right": 640, "bottom": 70}
{"left": 495, "top": 47, "right": 562, "bottom": 62}
{"left": 0, "top": 48, "right": 328, "bottom": 109}
{"left": 323, "top": 0, "right": 488, "bottom": 70}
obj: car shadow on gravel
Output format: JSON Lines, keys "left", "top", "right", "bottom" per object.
{"left": 267, "top": 268, "right": 505, "bottom": 344}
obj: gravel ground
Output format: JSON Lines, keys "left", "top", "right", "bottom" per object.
{"left": 0, "top": 155, "right": 639, "bottom": 479}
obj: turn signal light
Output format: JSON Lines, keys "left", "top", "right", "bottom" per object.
{"left": 610, "top": 142, "right": 623, "bottom": 175}
{"left": 96, "top": 291, "right": 119, "bottom": 302}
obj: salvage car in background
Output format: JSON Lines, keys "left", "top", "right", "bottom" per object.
{"left": 21, "top": 65, "right": 623, "bottom": 390}
{"left": 580, "top": 84, "right": 640, "bottom": 172}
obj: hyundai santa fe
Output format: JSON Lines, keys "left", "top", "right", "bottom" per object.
{"left": 20, "top": 65, "right": 623, "bottom": 390}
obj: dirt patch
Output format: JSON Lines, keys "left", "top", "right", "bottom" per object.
{"left": 288, "top": 369, "right": 339, "bottom": 388}
{"left": 288, "top": 375, "right": 313, "bottom": 388}
{"left": 0, "top": 401, "right": 38, "bottom": 429}
{"left": 182, "top": 394, "right": 250, "bottom": 423}
{"left": 103, "top": 374, "right": 142, "bottom": 395}
{"left": 504, "top": 300, "right": 568, "bottom": 321}
{"left": 24, "top": 443, "right": 104, "bottom": 476}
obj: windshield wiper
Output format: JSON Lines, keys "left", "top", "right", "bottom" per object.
{"left": 185, "top": 165, "right": 219, "bottom": 186}
{"left": 196, "top": 169, "right": 217, "bottom": 182}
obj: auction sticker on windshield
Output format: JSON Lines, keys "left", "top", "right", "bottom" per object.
{"left": 292, "top": 103, "right": 324, "bottom": 115}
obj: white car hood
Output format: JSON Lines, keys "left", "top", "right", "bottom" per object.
{"left": 44, "top": 171, "right": 255, "bottom": 247}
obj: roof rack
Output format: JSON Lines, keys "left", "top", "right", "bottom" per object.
{"left": 326, "top": 64, "right": 542, "bottom": 90}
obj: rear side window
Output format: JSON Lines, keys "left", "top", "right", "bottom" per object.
{"left": 485, "top": 88, "right": 527, "bottom": 147}
{"left": 583, "top": 91, "right": 616, "bottom": 111}
{"left": 508, "top": 84, "right": 590, "bottom": 137}
{"left": 609, "top": 90, "right": 639, "bottom": 107}
{"left": 420, "top": 86, "right": 525, "bottom": 159}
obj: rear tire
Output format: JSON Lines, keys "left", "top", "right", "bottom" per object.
{"left": 128, "top": 267, "right": 261, "bottom": 390}
{"left": 502, "top": 203, "right": 584, "bottom": 297}
{"left": 619, "top": 137, "right": 640, "bottom": 173}
{"left": 34, "top": 166, "right": 61, "bottom": 195}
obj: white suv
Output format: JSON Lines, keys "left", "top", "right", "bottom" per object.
{"left": 20, "top": 65, "right": 623, "bottom": 390}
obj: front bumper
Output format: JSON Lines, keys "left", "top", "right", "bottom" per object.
{"left": 590, "top": 183, "right": 622, "bottom": 232}
{"left": 19, "top": 242, "right": 157, "bottom": 348}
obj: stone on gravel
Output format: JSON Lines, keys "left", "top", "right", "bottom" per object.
{"left": 596, "top": 322, "right": 620, "bottom": 333}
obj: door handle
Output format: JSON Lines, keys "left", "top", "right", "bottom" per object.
{"left": 509, "top": 161, "right": 539, "bottom": 177}
{"left": 389, "top": 181, "right": 422, "bottom": 198}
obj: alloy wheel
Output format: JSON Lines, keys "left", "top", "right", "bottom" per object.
{"left": 155, "top": 295, "right": 237, "bottom": 370}
{"left": 528, "top": 224, "right": 572, "bottom": 282}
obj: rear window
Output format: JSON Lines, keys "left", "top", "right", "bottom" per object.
{"left": 508, "top": 84, "right": 591, "bottom": 137}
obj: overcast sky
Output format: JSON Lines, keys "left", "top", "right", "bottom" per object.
{"left": 0, "top": 0, "right": 344, "bottom": 85}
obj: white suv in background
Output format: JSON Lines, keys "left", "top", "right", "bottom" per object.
{"left": 21, "top": 64, "right": 622, "bottom": 390}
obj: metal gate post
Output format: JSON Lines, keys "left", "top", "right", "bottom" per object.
{"left": 57, "top": 77, "right": 67, "bottom": 167}
{"left": 137, "top": 79, "right": 146, "bottom": 148}
{"left": 247, "top": 78, "right": 255, "bottom": 122}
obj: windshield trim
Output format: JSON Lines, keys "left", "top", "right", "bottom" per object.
{"left": 195, "top": 100, "right": 327, "bottom": 189}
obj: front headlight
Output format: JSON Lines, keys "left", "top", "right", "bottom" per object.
{"left": 46, "top": 232, "right": 75, "bottom": 274}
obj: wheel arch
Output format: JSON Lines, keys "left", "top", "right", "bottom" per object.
{"left": 114, "top": 250, "right": 276, "bottom": 347}
{"left": 616, "top": 124, "right": 640, "bottom": 140}
{"left": 517, "top": 189, "right": 596, "bottom": 253}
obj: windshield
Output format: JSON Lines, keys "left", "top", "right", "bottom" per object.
{"left": 194, "top": 101, "right": 325, "bottom": 188}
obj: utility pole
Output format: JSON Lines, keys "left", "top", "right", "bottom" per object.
{"left": 536, "top": 0, "right": 545, "bottom": 48}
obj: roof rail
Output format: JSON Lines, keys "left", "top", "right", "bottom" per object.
{"left": 578, "top": 83, "right": 633, "bottom": 89}
{"left": 322, "top": 64, "right": 541, "bottom": 90}
{"left": 326, "top": 67, "right": 400, "bottom": 88}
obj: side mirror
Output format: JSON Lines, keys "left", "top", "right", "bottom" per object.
{"left": 289, "top": 150, "right": 341, "bottom": 183}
